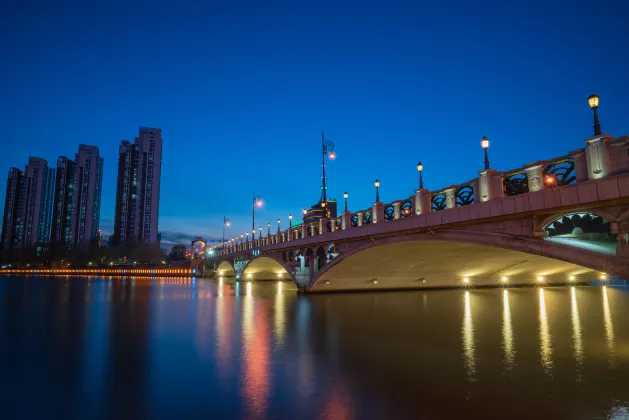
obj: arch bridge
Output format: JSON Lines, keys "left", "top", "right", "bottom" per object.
{"left": 212, "top": 133, "right": 629, "bottom": 292}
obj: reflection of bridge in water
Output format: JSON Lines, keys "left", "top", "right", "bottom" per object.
{"left": 211, "top": 133, "right": 629, "bottom": 292}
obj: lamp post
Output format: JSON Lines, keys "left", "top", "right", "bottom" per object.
{"left": 252, "top": 191, "right": 263, "bottom": 232}
{"left": 588, "top": 94, "right": 601, "bottom": 136}
{"left": 344, "top": 192, "right": 348, "bottom": 212}
{"left": 481, "top": 136, "right": 490, "bottom": 170}
{"left": 222, "top": 216, "right": 230, "bottom": 252}
{"left": 277, "top": 218, "right": 281, "bottom": 231}
{"left": 374, "top": 179, "right": 380, "bottom": 202}
{"left": 259, "top": 225, "right": 262, "bottom": 237}
{"left": 289, "top": 213, "right": 292, "bottom": 228}
{"left": 267, "top": 222, "right": 271, "bottom": 236}
{"left": 417, "top": 162, "right": 424, "bottom": 189}
{"left": 320, "top": 132, "right": 337, "bottom": 206}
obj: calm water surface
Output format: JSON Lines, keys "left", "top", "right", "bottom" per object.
{"left": 1, "top": 276, "right": 628, "bottom": 419}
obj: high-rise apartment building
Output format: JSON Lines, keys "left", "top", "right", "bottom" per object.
{"left": 0, "top": 157, "right": 55, "bottom": 250}
{"left": 113, "top": 127, "right": 162, "bottom": 245}
{"left": 1, "top": 168, "right": 25, "bottom": 249}
{"left": 50, "top": 146, "right": 103, "bottom": 249}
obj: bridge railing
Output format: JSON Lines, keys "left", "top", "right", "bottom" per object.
{"left": 215, "top": 134, "right": 629, "bottom": 256}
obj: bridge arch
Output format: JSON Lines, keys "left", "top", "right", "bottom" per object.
{"left": 241, "top": 255, "right": 295, "bottom": 282}
{"left": 216, "top": 260, "right": 236, "bottom": 277}
{"left": 541, "top": 211, "right": 617, "bottom": 255}
{"left": 308, "top": 230, "right": 627, "bottom": 292}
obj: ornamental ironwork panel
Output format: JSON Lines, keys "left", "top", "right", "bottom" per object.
{"left": 326, "top": 220, "right": 332, "bottom": 232}
{"left": 432, "top": 193, "right": 446, "bottom": 212}
{"left": 545, "top": 212, "right": 610, "bottom": 237}
{"left": 351, "top": 215, "right": 358, "bottom": 227}
{"left": 335, "top": 218, "right": 342, "bottom": 230}
{"left": 401, "top": 200, "right": 413, "bottom": 217}
{"left": 384, "top": 205, "right": 395, "bottom": 221}
{"left": 543, "top": 159, "right": 575, "bottom": 186}
{"left": 504, "top": 172, "right": 528, "bottom": 196}
{"left": 364, "top": 212, "right": 372, "bottom": 225}
{"left": 456, "top": 185, "right": 474, "bottom": 206}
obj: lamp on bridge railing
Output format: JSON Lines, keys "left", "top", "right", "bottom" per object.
{"left": 417, "top": 162, "right": 424, "bottom": 189}
{"left": 252, "top": 191, "right": 263, "bottom": 233}
{"left": 481, "top": 136, "right": 490, "bottom": 170}
{"left": 252, "top": 229, "right": 255, "bottom": 240}
{"left": 259, "top": 225, "right": 262, "bottom": 237}
{"left": 222, "top": 216, "right": 230, "bottom": 250}
{"left": 344, "top": 192, "right": 348, "bottom": 212}
{"left": 246, "top": 232, "right": 249, "bottom": 243}
{"left": 240, "top": 234, "right": 244, "bottom": 244}
{"left": 374, "top": 179, "right": 380, "bottom": 202}
{"left": 588, "top": 94, "right": 602, "bottom": 136}
{"left": 289, "top": 213, "right": 292, "bottom": 228}
{"left": 267, "top": 222, "right": 271, "bottom": 235}
{"left": 277, "top": 218, "right": 281, "bottom": 231}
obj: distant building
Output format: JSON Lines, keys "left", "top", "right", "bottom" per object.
{"left": 50, "top": 145, "right": 104, "bottom": 249}
{"left": 304, "top": 199, "right": 338, "bottom": 224}
{"left": 113, "top": 127, "right": 163, "bottom": 245}
{"left": 1, "top": 157, "right": 55, "bottom": 250}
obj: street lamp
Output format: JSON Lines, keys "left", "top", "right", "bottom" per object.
{"left": 374, "top": 179, "right": 380, "bottom": 202}
{"left": 320, "top": 132, "right": 337, "bottom": 206}
{"left": 481, "top": 136, "right": 490, "bottom": 170}
{"left": 344, "top": 192, "right": 348, "bottom": 212}
{"left": 277, "top": 218, "right": 281, "bottom": 231}
{"left": 267, "top": 222, "right": 271, "bottom": 235}
{"left": 259, "top": 225, "right": 262, "bottom": 237}
{"left": 240, "top": 234, "right": 244, "bottom": 244}
{"left": 417, "top": 162, "right": 424, "bottom": 189}
{"left": 252, "top": 191, "right": 263, "bottom": 232}
{"left": 588, "top": 94, "right": 601, "bottom": 136}
{"left": 289, "top": 213, "right": 292, "bottom": 228}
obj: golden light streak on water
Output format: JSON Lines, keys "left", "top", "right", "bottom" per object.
{"left": 538, "top": 288, "right": 553, "bottom": 377}
{"left": 602, "top": 286, "right": 616, "bottom": 368}
{"left": 502, "top": 290, "right": 515, "bottom": 372}
{"left": 461, "top": 291, "right": 476, "bottom": 381}
{"left": 274, "top": 282, "right": 286, "bottom": 343}
{"left": 570, "top": 287, "right": 583, "bottom": 380}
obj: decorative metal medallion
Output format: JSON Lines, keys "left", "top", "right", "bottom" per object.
{"left": 335, "top": 218, "right": 342, "bottom": 230}
{"left": 504, "top": 171, "right": 528, "bottom": 196}
{"left": 384, "top": 205, "right": 395, "bottom": 221}
{"left": 432, "top": 193, "right": 446, "bottom": 211}
{"left": 543, "top": 158, "right": 576, "bottom": 186}
{"left": 351, "top": 215, "right": 359, "bottom": 227}
{"left": 364, "top": 212, "right": 372, "bottom": 225}
{"left": 456, "top": 185, "right": 474, "bottom": 206}
{"left": 401, "top": 200, "right": 413, "bottom": 217}
{"left": 326, "top": 220, "right": 333, "bottom": 232}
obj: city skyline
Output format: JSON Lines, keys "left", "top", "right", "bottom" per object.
{"left": 1, "top": 0, "right": 629, "bottom": 246}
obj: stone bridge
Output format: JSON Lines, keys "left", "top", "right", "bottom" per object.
{"left": 211, "top": 133, "right": 629, "bottom": 292}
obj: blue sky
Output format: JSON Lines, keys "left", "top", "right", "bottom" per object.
{"left": 1, "top": 0, "right": 628, "bottom": 246}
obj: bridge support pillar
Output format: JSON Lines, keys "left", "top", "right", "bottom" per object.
{"left": 478, "top": 169, "right": 498, "bottom": 202}
{"left": 444, "top": 186, "right": 456, "bottom": 208}
{"left": 342, "top": 211, "right": 351, "bottom": 230}
{"left": 320, "top": 218, "right": 328, "bottom": 234}
{"left": 585, "top": 134, "right": 613, "bottom": 180}
{"left": 372, "top": 202, "right": 384, "bottom": 224}
{"left": 524, "top": 162, "right": 545, "bottom": 192}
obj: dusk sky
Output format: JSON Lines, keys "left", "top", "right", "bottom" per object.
{"left": 1, "top": 0, "right": 628, "bottom": 246}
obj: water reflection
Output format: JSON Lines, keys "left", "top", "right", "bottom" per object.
{"left": 274, "top": 282, "right": 286, "bottom": 343}
{"left": 1, "top": 277, "right": 628, "bottom": 419}
{"left": 538, "top": 288, "right": 553, "bottom": 376}
{"left": 502, "top": 290, "right": 515, "bottom": 372}
{"left": 570, "top": 287, "right": 584, "bottom": 381}
{"left": 241, "top": 283, "right": 270, "bottom": 418}
{"left": 461, "top": 291, "right": 476, "bottom": 381}
{"left": 602, "top": 286, "right": 616, "bottom": 367}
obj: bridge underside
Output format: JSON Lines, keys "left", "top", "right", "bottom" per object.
{"left": 311, "top": 241, "right": 597, "bottom": 292}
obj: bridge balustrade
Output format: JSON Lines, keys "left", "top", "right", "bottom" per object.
{"left": 215, "top": 134, "right": 629, "bottom": 257}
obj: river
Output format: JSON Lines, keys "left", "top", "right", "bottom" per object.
{"left": 0, "top": 276, "right": 628, "bottom": 419}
